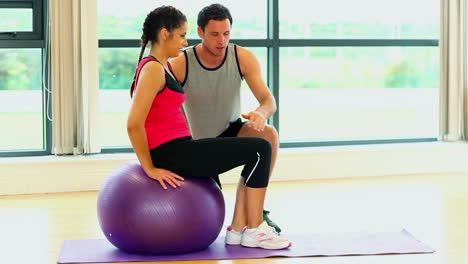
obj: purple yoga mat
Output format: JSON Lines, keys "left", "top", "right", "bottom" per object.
{"left": 57, "top": 229, "right": 434, "bottom": 263}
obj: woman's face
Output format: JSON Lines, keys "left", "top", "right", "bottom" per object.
{"left": 166, "top": 22, "right": 188, "bottom": 57}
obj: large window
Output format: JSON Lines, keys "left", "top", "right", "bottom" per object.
{"left": 97, "top": 0, "right": 268, "bottom": 150}
{"left": 0, "top": 49, "right": 43, "bottom": 150}
{"left": 97, "top": 47, "right": 138, "bottom": 148}
{"left": 279, "top": 47, "right": 439, "bottom": 141}
{"left": 279, "top": 0, "right": 439, "bottom": 39}
{"left": 98, "top": 0, "right": 439, "bottom": 150}
{"left": 0, "top": 0, "right": 441, "bottom": 156}
{"left": 97, "top": 47, "right": 267, "bottom": 148}
{"left": 98, "top": 0, "right": 267, "bottom": 40}
{"left": 0, "top": 0, "right": 48, "bottom": 156}
{"left": 278, "top": 0, "right": 439, "bottom": 145}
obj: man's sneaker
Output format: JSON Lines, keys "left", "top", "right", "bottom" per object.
{"left": 241, "top": 221, "right": 291, "bottom": 250}
{"left": 225, "top": 226, "right": 246, "bottom": 245}
{"left": 263, "top": 209, "right": 282, "bottom": 234}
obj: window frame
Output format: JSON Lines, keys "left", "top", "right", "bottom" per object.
{"left": 270, "top": 0, "right": 438, "bottom": 147}
{"left": 98, "top": 0, "right": 437, "bottom": 152}
{"left": 0, "top": 0, "right": 50, "bottom": 157}
{"left": 0, "top": 0, "right": 43, "bottom": 41}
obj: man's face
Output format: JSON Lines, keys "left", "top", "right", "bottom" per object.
{"left": 198, "top": 19, "right": 231, "bottom": 57}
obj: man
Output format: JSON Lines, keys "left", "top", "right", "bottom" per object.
{"left": 170, "top": 3, "right": 281, "bottom": 233}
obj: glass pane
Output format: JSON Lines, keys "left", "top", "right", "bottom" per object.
{"left": 279, "top": 47, "right": 439, "bottom": 141}
{"left": 98, "top": 48, "right": 138, "bottom": 148}
{"left": 0, "top": 49, "right": 43, "bottom": 150}
{"left": 280, "top": 0, "right": 439, "bottom": 39}
{"left": 0, "top": 9, "right": 33, "bottom": 32}
{"left": 98, "top": 0, "right": 267, "bottom": 39}
{"left": 98, "top": 47, "right": 268, "bottom": 148}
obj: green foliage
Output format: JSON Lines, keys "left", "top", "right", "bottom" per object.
{"left": 98, "top": 15, "right": 146, "bottom": 39}
{"left": 99, "top": 48, "right": 139, "bottom": 90}
{"left": 384, "top": 61, "right": 417, "bottom": 88}
{"left": 279, "top": 47, "right": 439, "bottom": 89}
{"left": 0, "top": 14, "right": 440, "bottom": 91}
{"left": 0, "top": 50, "right": 42, "bottom": 90}
{"left": 280, "top": 21, "right": 439, "bottom": 39}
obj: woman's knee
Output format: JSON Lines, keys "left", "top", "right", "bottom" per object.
{"left": 254, "top": 137, "right": 272, "bottom": 157}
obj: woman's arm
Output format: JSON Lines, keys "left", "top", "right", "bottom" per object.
{"left": 127, "top": 61, "right": 184, "bottom": 189}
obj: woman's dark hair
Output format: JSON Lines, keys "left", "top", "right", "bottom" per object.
{"left": 130, "top": 6, "right": 187, "bottom": 97}
{"left": 197, "top": 3, "right": 232, "bottom": 31}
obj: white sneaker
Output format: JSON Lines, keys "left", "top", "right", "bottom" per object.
{"left": 225, "top": 226, "right": 246, "bottom": 245}
{"left": 241, "top": 221, "right": 292, "bottom": 249}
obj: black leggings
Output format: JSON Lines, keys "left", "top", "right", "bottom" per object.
{"left": 150, "top": 136, "right": 271, "bottom": 188}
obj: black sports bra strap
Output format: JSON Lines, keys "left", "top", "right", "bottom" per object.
{"left": 148, "top": 55, "right": 178, "bottom": 82}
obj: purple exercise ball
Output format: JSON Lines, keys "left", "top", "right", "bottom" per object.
{"left": 97, "top": 161, "right": 225, "bottom": 255}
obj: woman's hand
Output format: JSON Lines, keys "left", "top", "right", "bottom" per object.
{"left": 145, "top": 167, "right": 185, "bottom": 189}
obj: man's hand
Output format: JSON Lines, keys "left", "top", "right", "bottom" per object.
{"left": 241, "top": 111, "right": 267, "bottom": 132}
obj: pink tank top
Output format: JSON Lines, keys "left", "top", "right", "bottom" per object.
{"left": 133, "top": 56, "right": 191, "bottom": 149}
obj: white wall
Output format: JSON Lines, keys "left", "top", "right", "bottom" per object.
{"left": 2, "top": 141, "right": 468, "bottom": 195}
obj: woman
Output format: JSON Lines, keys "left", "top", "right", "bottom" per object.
{"left": 127, "top": 5, "right": 291, "bottom": 250}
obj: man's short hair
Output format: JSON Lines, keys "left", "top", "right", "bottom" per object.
{"left": 197, "top": 3, "right": 233, "bottom": 30}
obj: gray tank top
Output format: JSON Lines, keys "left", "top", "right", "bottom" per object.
{"left": 182, "top": 43, "right": 243, "bottom": 139}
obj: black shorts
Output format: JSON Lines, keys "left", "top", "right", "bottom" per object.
{"left": 150, "top": 135, "right": 271, "bottom": 188}
{"left": 217, "top": 118, "right": 247, "bottom": 138}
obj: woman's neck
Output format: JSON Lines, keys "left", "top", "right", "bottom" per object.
{"left": 149, "top": 47, "right": 168, "bottom": 64}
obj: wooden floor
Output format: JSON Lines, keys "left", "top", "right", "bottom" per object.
{"left": 1, "top": 171, "right": 468, "bottom": 264}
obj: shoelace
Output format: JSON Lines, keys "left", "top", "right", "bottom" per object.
{"left": 258, "top": 223, "right": 290, "bottom": 243}
{"left": 259, "top": 223, "right": 280, "bottom": 238}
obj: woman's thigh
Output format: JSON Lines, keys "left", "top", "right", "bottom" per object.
{"left": 151, "top": 137, "right": 270, "bottom": 177}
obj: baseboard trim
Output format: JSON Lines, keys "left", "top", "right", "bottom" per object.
{"left": 2, "top": 142, "right": 468, "bottom": 195}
